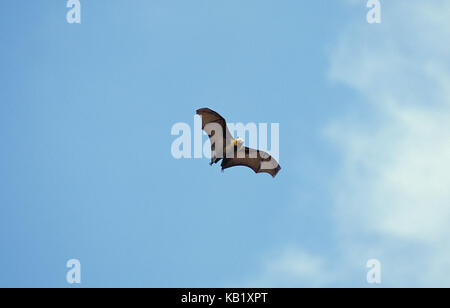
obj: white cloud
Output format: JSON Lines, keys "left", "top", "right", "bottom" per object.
{"left": 326, "top": 0, "right": 450, "bottom": 286}
{"left": 242, "top": 248, "right": 334, "bottom": 288}
{"left": 249, "top": 1, "right": 450, "bottom": 287}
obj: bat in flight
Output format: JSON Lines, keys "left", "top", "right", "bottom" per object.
{"left": 196, "top": 108, "right": 281, "bottom": 178}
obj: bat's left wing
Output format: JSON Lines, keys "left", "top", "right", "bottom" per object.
{"left": 221, "top": 147, "right": 281, "bottom": 178}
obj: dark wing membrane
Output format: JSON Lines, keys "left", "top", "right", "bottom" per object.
{"left": 196, "top": 108, "right": 233, "bottom": 142}
{"left": 221, "top": 147, "right": 281, "bottom": 178}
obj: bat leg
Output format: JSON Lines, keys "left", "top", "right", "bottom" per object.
{"left": 210, "top": 152, "right": 216, "bottom": 165}
{"left": 210, "top": 157, "right": 221, "bottom": 165}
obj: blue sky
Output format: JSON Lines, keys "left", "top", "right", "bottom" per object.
{"left": 1, "top": 1, "right": 450, "bottom": 287}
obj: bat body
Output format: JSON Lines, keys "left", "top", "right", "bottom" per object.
{"left": 196, "top": 108, "right": 281, "bottom": 178}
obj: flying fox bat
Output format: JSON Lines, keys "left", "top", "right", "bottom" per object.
{"left": 196, "top": 108, "right": 281, "bottom": 178}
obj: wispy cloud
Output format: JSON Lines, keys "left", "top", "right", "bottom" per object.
{"left": 326, "top": 0, "right": 450, "bottom": 286}
{"left": 241, "top": 247, "right": 334, "bottom": 288}
{"left": 249, "top": 1, "right": 450, "bottom": 287}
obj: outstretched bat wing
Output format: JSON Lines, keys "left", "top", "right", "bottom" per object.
{"left": 196, "top": 108, "right": 233, "bottom": 141}
{"left": 196, "top": 108, "right": 233, "bottom": 162}
{"left": 221, "top": 147, "right": 281, "bottom": 178}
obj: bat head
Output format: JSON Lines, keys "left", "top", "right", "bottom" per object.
{"left": 233, "top": 137, "right": 245, "bottom": 150}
